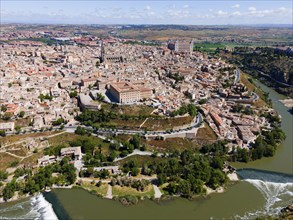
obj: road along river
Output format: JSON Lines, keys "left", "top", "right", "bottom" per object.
{"left": 0, "top": 79, "right": 292, "bottom": 220}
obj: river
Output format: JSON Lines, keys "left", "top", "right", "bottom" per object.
{"left": 0, "top": 79, "right": 292, "bottom": 220}
{"left": 231, "top": 79, "right": 293, "bottom": 175}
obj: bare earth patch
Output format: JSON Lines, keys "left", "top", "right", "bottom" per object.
{"left": 280, "top": 99, "right": 293, "bottom": 108}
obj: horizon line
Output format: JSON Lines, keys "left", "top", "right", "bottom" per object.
{"left": 1, "top": 22, "right": 292, "bottom": 27}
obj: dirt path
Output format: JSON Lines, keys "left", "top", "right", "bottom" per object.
{"left": 139, "top": 118, "right": 149, "bottom": 128}
{"left": 105, "top": 184, "right": 113, "bottom": 199}
{"left": 153, "top": 184, "right": 162, "bottom": 198}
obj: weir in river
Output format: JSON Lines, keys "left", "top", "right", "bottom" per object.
{"left": 236, "top": 169, "right": 293, "bottom": 219}
{"left": 0, "top": 194, "right": 58, "bottom": 220}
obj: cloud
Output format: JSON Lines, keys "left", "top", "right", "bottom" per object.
{"left": 247, "top": 7, "right": 292, "bottom": 18}
{"left": 165, "top": 5, "right": 191, "bottom": 19}
{"left": 230, "top": 11, "right": 241, "bottom": 16}
{"left": 1, "top": 3, "right": 292, "bottom": 25}
{"left": 232, "top": 4, "right": 240, "bottom": 9}
{"left": 215, "top": 10, "right": 228, "bottom": 16}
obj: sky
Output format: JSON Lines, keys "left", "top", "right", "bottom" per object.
{"left": 1, "top": 0, "right": 293, "bottom": 25}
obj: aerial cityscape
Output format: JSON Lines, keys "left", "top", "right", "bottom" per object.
{"left": 0, "top": 1, "right": 292, "bottom": 220}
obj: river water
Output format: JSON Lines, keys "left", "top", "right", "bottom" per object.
{"left": 0, "top": 79, "right": 292, "bottom": 220}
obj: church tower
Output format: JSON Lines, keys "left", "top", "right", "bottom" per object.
{"left": 100, "top": 41, "right": 105, "bottom": 63}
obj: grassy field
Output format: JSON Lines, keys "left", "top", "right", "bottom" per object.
{"left": 81, "top": 182, "right": 108, "bottom": 197}
{"left": 99, "top": 103, "right": 193, "bottom": 131}
{"left": 107, "top": 119, "right": 145, "bottom": 130}
{"left": 107, "top": 116, "right": 193, "bottom": 131}
{"left": 6, "top": 147, "right": 28, "bottom": 157}
{"left": 101, "top": 104, "right": 154, "bottom": 116}
{"left": 194, "top": 42, "right": 226, "bottom": 52}
{"left": 193, "top": 42, "right": 257, "bottom": 53}
{"left": 20, "top": 151, "right": 44, "bottom": 167}
{"left": 115, "top": 155, "right": 165, "bottom": 167}
{"left": 112, "top": 185, "right": 154, "bottom": 198}
{"left": 47, "top": 133, "right": 81, "bottom": 146}
{"left": 196, "top": 123, "right": 217, "bottom": 141}
{"left": 142, "top": 116, "right": 193, "bottom": 131}
{"left": 114, "top": 134, "right": 133, "bottom": 142}
{"left": 147, "top": 137, "right": 198, "bottom": 152}
{"left": 0, "top": 153, "right": 20, "bottom": 171}
{"left": 0, "top": 131, "right": 61, "bottom": 146}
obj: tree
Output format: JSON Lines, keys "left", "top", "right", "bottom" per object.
{"left": 96, "top": 93, "right": 105, "bottom": 101}
{"left": 2, "top": 112, "right": 12, "bottom": 120}
{"left": 157, "top": 173, "right": 167, "bottom": 186}
{"left": 130, "top": 134, "right": 140, "bottom": 149}
{"left": 199, "top": 99, "right": 207, "bottom": 105}
{"left": 15, "top": 125, "right": 22, "bottom": 133}
{"left": 211, "top": 155, "right": 224, "bottom": 169}
{"left": 109, "top": 142, "right": 120, "bottom": 151}
{"left": 0, "top": 171, "right": 8, "bottom": 181}
{"left": 75, "top": 126, "right": 88, "bottom": 135}
{"left": 52, "top": 118, "right": 65, "bottom": 126}
{"left": 95, "top": 60, "right": 100, "bottom": 68}
{"left": 3, "top": 180, "right": 17, "bottom": 201}
{"left": 0, "top": 130, "right": 6, "bottom": 137}
{"left": 24, "top": 179, "right": 39, "bottom": 194}
{"left": 1, "top": 105, "right": 7, "bottom": 112}
{"left": 207, "top": 169, "right": 227, "bottom": 190}
{"left": 18, "top": 111, "right": 25, "bottom": 118}
{"left": 107, "top": 151, "right": 117, "bottom": 162}
{"left": 131, "top": 167, "right": 139, "bottom": 176}
{"left": 69, "top": 91, "right": 78, "bottom": 98}
{"left": 38, "top": 93, "right": 53, "bottom": 102}
{"left": 96, "top": 169, "right": 109, "bottom": 179}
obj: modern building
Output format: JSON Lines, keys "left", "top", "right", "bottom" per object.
{"left": 38, "top": 155, "right": 56, "bottom": 166}
{"left": 60, "top": 146, "right": 82, "bottom": 160}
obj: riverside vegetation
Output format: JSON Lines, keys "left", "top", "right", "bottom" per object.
{"left": 218, "top": 47, "right": 293, "bottom": 97}
{"left": 1, "top": 157, "right": 76, "bottom": 201}
{"left": 0, "top": 108, "right": 285, "bottom": 204}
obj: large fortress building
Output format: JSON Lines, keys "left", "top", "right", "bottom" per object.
{"left": 168, "top": 39, "right": 194, "bottom": 54}
{"left": 109, "top": 81, "right": 152, "bottom": 104}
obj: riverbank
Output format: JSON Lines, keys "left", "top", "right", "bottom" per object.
{"left": 279, "top": 98, "right": 293, "bottom": 108}
{"left": 227, "top": 172, "right": 239, "bottom": 181}
{"left": 0, "top": 192, "right": 30, "bottom": 204}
